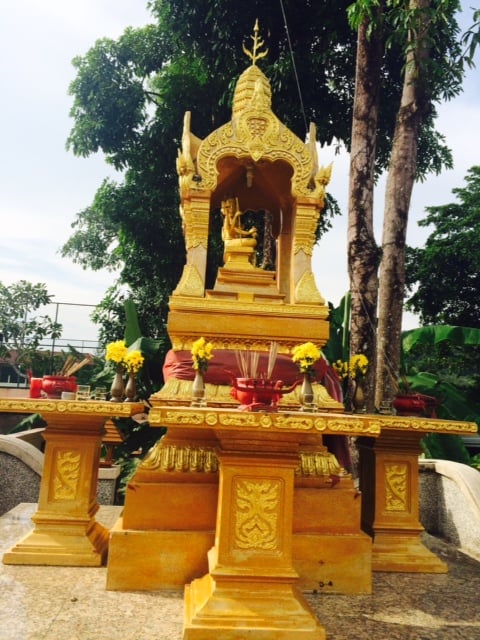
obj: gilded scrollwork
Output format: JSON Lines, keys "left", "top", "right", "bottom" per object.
{"left": 148, "top": 407, "right": 386, "bottom": 436}
{"left": 218, "top": 413, "right": 262, "bottom": 428}
{"left": 370, "top": 417, "right": 477, "bottom": 434}
{"left": 162, "top": 411, "right": 205, "bottom": 426}
{"left": 385, "top": 463, "right": 409, "bottom": 512}
{"left": 274, "top": 415, "right": 314, "bottom": 430}
{"left": 0, "top": 398, "right": 141, "bottom": 418}
{"left": 234, "top": 478, "right": 280, "bottom": 550}
{"left": 53, "top": 449, "right": 81, "bottom": 500}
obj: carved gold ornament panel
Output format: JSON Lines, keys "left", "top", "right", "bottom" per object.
{"left": 234, "top": 477, "right": 281, "bottom": 551}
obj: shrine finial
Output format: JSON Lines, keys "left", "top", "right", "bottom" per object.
{"left": 242, "top": 19, "right": 268, "bottom": 65}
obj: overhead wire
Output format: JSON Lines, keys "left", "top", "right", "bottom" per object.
{"left": 278, "top": 0, "right": 309, "bottom": 137}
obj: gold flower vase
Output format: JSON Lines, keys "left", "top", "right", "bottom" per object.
{"left": 191, "top": 371, "right": 206, "bottom": 407}
{"left": 124, "top": 373, "right": 137, "bottom": 402}
{"left": 299, "top": 372, "right": 315, "bottom": 411}
{"left": 352, "top": 379, "right": 366, "bottom": 413}
{"left": 110, "top": 368, "right": 125, "bottom": 402}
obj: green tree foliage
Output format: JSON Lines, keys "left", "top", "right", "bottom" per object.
{"left": 401, "top": 324, "right": 480, "bottom": 466}
{"left": 0, "top": 281, "right": 62, "bottom": 376}
{"left": 63, "top": 0, "right": 470, "bottom": 369}
{"left": 405, "top": 166, "right": 480, "bottom": 327}
{"left": 60, "top": 2, "right": 383, "bottom": 346}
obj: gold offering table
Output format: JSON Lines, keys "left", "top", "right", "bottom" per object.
{"left": 150, "top": 407, "right": 378, "bottom": 640}
{"left": 0, "top": 398, "right": 143, "bottom": 567}
{"left": 126, "top": 405, "right": 475, "bottom": 640}
{"left": 356, "top": 415, "right": 478, "bottom": 573}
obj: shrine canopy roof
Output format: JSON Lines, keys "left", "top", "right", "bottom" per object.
{"left": 194, "top": 30, "right": 323, "bottom": 208}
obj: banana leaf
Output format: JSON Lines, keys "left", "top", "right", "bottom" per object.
{"left": 124, "top": 297, "right": 143, "bottom": 347}
{"left": 403, "top": 325, "right": 480, "bottom": 353}
{"left": 406, "top": 371, "right": 480, "bottom": 426}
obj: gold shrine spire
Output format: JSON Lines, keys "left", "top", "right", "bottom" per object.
{"left": 242, "top": 19, "right": 268, "bottom": 65}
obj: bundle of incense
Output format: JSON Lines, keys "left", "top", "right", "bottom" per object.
{"left": 65, "top": 354, "right": 93, "bottom": 377}
{"left": 235, "top": 349, "right": 249, "bottom": 378}
{"left": 59, "top": 355, "right": 75, "bottom": 376}
{"left": 267, "top": 341, "right": 278, "bottom": 380}
{"left": 235, "top": 349, "right": 264, "bottom": 378}
{"left": 250, "top": 350, "right": 259, "bottom": 378}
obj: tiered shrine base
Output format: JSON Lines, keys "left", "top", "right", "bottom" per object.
{"left": 0, "top": 397, "right": 475, "bottom": 640}
{"left": 106, "top": 405, "right": 476, "bottom": 601}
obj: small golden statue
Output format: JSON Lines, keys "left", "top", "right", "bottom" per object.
{"left": 221, "top": 197, "right": 258, "bottom": 269}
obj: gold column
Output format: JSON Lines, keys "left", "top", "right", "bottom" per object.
{"left": 358, "top": 429, "right": 448, "bottom": 573}
{"left": 184, "top": 431, "right": 325, "bottom": 640}
{"left": 1, "top": 399, "right": 143, "bottom": 567}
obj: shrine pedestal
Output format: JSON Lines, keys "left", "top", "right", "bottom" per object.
{"left": 0, "top": 399, "right": 143, "bottom": 567}
{"left": 183, "top": 438, "right": 325, "bottom": 640}
{"left": 107, "top": 416, "right": 373, "bottom": 595}
{"left": 358, "top": 427, "right": 449, "bottom": 573}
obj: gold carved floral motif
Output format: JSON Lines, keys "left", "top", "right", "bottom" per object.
{"left": 368, "top": 418, "right": 477, "bottom": 434}
{"left": 0, "top": 398, "right": 141, "bottom": 418}
{"left": 53, "top": 450, "right": 81, "bottom": 501}
{"left": 150, "top": 410, "right": 207, "bottom": 426}
{"left": 148, "top": 405, "right": 475, "bottom": 438}
{"left": 273, "top": 415, "right": 314, "bottom": 430}
{"left": 148, "top": 407, "right": 383, "bottom": 435}
{"left": 385, "top": 463, "right": 409, "bottom": 512}
{"left": 218, "top": 412, "right": 270, "bottom": 428}
{"left": 195, "top": 64, "right": 316, "bottom": 198}
{"left": 234, "top": 478, "right": 280, "bottom": 550}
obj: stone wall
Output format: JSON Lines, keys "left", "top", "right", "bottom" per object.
{"left": 0, "top": 436, "right": 43, "bottom": 516}
{"left": 419, "top": 459, "right": 480, "bottom": 562}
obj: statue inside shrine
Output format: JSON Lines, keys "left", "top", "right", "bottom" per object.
{"left": 220, "top": 197, "right": 258, "bottom": 267}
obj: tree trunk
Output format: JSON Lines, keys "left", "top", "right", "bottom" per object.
{"left": 375, "top": 0, "right": 431, "bottom": 408}
{"left": 348, "top": 10, "right": 383, "bottom": 412}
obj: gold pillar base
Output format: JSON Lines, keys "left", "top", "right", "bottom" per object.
{"left": 293, "top": 532, "right": 372, "bottom": 593}
{"left": 358, "top": 430, "right": 449, "bottom": 574}
{"left": 3, "top": 518, "right": 108, "bottom": 567}
{"left": 107, "top": 520, "right": 213, "bottom": 590}
{"left": 184, "top": 573, "right": 325, "bottom": 640}
{"left": 372, "top": 531, "right": 448, "bottom": 573}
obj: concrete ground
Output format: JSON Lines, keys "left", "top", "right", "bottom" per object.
{"left": 1, "top": 504, "right": 479, "bottom": 640}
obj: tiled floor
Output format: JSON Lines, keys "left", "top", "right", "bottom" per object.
{"left": 1, "top": 504, "right": 479, "bottom": 640}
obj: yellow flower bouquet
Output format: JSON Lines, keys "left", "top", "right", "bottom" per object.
{"left": 349, "top": 354, "right": 368, "bottom": 379}
{"left": 333, "top": 354, "right": 368, "bottom": 381}
{"left": 105, "top": 340, "right": 128, "bottom": 371}
{"left": 191, "top": 337, "right": 214, "bottom": 373}
{"left": 123, "top": 350, "right": 145, "bottom": 375}
{"left": 292, "top": 342, "right": 321, "bottom": 377}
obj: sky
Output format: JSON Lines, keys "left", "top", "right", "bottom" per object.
{"left": 1, "top": 1, "right": 479, "bottom": 346}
